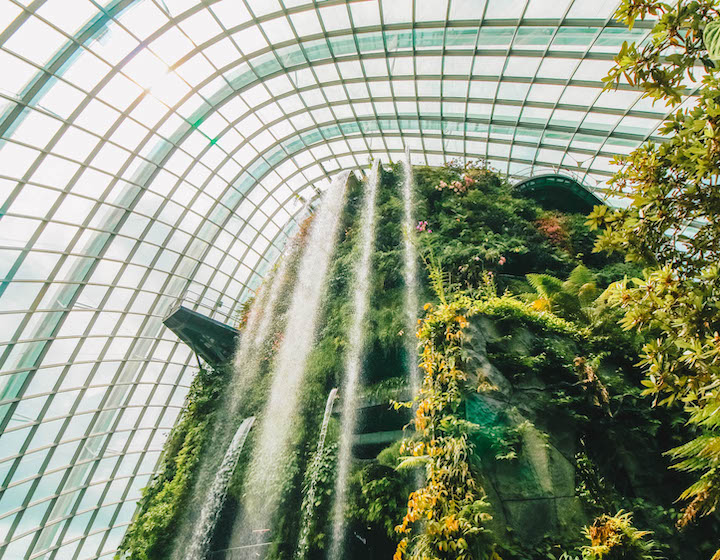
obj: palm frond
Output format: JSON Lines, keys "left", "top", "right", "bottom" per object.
{"left": 526, "top": 273, "right": 563, "bottom": 300}
{"left": 396, "top": 455, "right": 430, "bottom": 471}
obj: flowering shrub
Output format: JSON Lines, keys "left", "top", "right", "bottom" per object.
{"left": 536, "top": 213, "right": 570, "bottom": 249}
{"left": 435, "top": 174, "right": 475, "bottom": 195}
{"left": 416, "top": 220, "right": 432, "bottom": 233}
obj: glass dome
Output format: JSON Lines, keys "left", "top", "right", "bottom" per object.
{"left": 0, "top": 1, "right": 695, "bottom": 558}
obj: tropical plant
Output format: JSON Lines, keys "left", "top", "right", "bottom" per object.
{"left": 526, "top": 264, "right": 598, "bottom": 322}
{"left": 575, "top": 451, "right": 618, "bottom": 515}
{"left": 667, "top": 399, "right": 720, "bottom": 531}
{"left": 581, "top": 511, "right": 658, "bottom": 560}
{"left": 413, "top": 163, "right": 578, "bottom": 290}
{"left": 608, "top": 0, "right": 719, "bottom": 104}
{"left": 587, "top": 0, "right": 720, "bottom": 543}
{"left": 347, "top": 443, "right": 413, "bottom": 542}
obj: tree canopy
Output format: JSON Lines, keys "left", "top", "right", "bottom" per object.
{"left": 588, "top": 0, "right": 720, "bottom": 544}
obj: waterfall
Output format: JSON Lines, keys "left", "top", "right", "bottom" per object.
{"left": 328, "top": 161, "right": 381, "bottom": 560}
{"left": 401, "top": 148, "right": 425, "bottom": 493}
{"left": 401, "top": 147, "right": 420, "bottom": 396}
{"left": 237, "top": 171, "right": 350, "bottom": 544}
{"left": 228, "top": 280, "right": 271, "bottom": 408}
{"left": 228, "top": 239, "right": 299, "bottom": 411}
{"left": 251, "top": 204, "right": 309, "bottom": 350}
{"left": 295, "top": 387, "right": 339, "bottom": 560}
{"left": 187, "top": 417, "right": 256, "bottom": 560}
{"left": 251, "top": 251, "right": 290, "bottom": 348}
{"left": 168, "top": 247, "right": 294, "bottom": 560}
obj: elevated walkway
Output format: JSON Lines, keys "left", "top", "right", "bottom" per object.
{"left": 350, "top": 390, "right": 414, "bottom": 459}
{"left": 515, "top": 173, "right": 605, "bottom": 213}
{"left": 162, "top": 289, "right": 240, "bottom": 367}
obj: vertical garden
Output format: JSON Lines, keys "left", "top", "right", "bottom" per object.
{"left": 114, "top": 3, "right": 720, "bottom": 556}
{"left": 117, "top": 155, "right": 720, "bottom": 560}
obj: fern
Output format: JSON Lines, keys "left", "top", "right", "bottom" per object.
{"left": 526, "top": 265, "right": 599, "bottom": 323}
{"left": 565, "top": 264, "right": 595, "bottom": 290}
{"left": 422, "top": 249, "right": 454, "bottom": 304}
{"left": 526, "top": 273, "right": 564, "bottom": 300}
{"left": 565, "top": 265, "right": 598, "bottom": 307}
{"left": 581, "top": 510, "right": 658, "bottom": 560}
{"left": 667, "top": 401, "right": 720, "bottom": 531}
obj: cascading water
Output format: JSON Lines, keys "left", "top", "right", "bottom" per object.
{"left": 328, "top": 161, "right": 381, "bottom": 560}
{"left": 295, "top": 387, "right": 339, "bottom": 560}
{"left": 233, "top": 171, "right": 350, "bottom": 551}
{"left": 187, "top": 417, "right": 256, "bottom": 560}
{"left": 227, "top": 280, "right": 272, "bottom": 406}
{"left": 401, "top": 149, "right": 425, "bottom": 494}
{"left": 401, "top": 147, "right": 421, "bottom": 396}
{"left": 228, "top": 239, "right": 299, "bottom": 410}
{"left": 251, "top": 201, "right": 310, "bottom": 350}
{"left": 251, "top": 251, "right": 290, "bottom": 349}
{"left": 168, "top": 256, "right": 288, "bottom": 560}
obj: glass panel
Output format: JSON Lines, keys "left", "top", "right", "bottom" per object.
{"left": 0, "top": 6, "right": 688, "bottom": 560}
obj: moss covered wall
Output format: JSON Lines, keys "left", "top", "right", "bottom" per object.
{"left": 461, "top": 312, "right": 713, "bottom": 558}
{"left": 120, "top": 162, "right": 719, "bottom": 560}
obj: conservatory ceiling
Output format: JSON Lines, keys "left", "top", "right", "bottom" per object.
{"left": 0, "top": 0, "right": 696, "bottom": 558}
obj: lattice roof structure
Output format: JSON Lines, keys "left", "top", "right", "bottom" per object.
{"left": 0, "top": 1, "right": 695, "bottom": 558}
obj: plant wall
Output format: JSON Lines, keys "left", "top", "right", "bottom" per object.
{"left": 120, "top": 155, "right": 719, "bottom": 560}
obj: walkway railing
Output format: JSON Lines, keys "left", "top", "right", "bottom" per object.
{"left": 166, "top": 285, "right": 239, "bottom": 326}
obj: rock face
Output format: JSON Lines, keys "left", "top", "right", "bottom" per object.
{"left": 463, "top": 317, "right": 587, "bottom": 544}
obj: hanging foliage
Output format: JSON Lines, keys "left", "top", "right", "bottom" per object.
{"left": 394, "top": 300, "right": 499, "bottom": 560}
{"left": 587, "top": 0, "right": 720, "bottom": 544}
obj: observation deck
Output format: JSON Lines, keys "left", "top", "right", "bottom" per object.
{"left": 163, "top": 289, "right": 240, "bottom": 367}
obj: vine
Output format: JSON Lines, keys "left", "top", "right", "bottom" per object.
{"left": 117, "top": 365, "right": 228, "bottom": 560}
{"left": 394, "top": 300, "right": 499, "bottom": 560}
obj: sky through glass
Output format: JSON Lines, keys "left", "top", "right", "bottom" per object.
{"left": 0, "top": 1, "right": 694, "bottom": 558}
